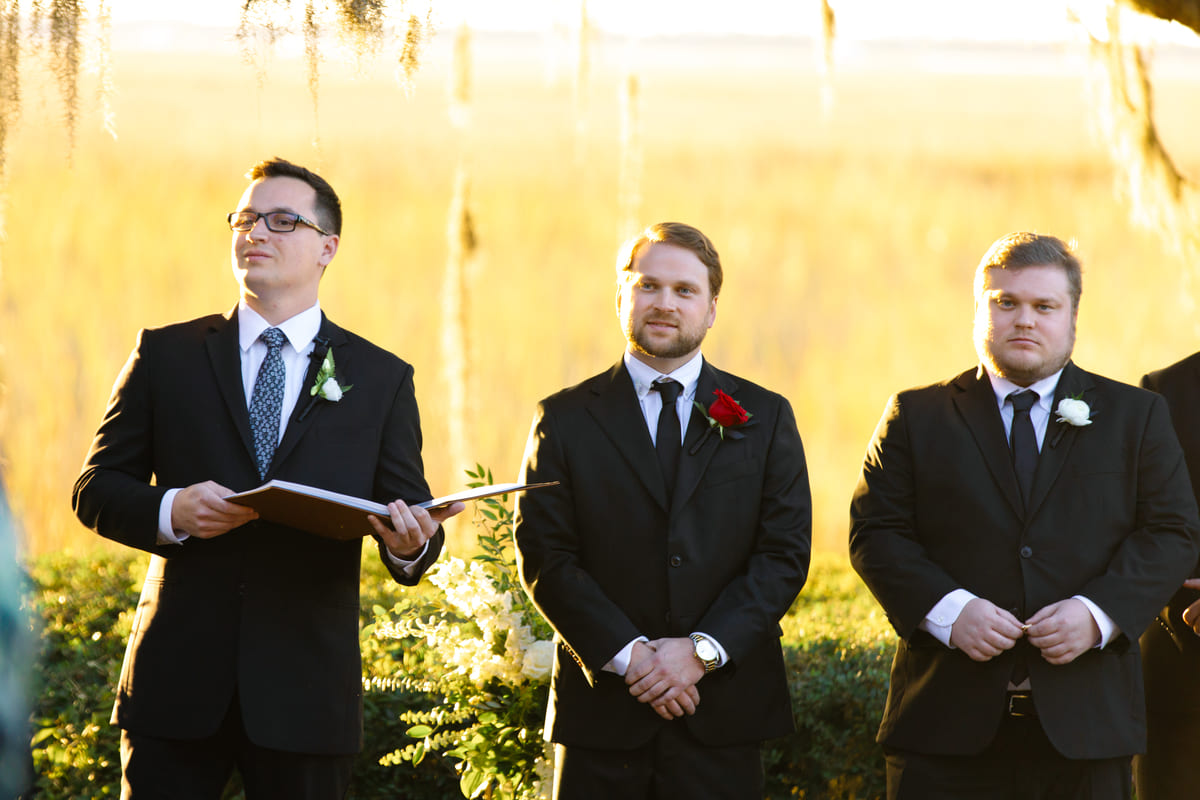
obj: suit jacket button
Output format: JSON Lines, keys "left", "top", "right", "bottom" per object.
{"left": 1020, "top": 545, "right": 1033, "bottom": 558}
{"left": 669, "top": 555, "right": 683, "bottom": 567}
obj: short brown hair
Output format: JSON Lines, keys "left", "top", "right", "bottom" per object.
{"left": 616, "top": 222, "right": 723, "bottom": 299}
{"left": 974, "top": 232, "right": 1082, "bottom": 311}
{"left": 246, "top": 157, "right": 342, "bottom": 236}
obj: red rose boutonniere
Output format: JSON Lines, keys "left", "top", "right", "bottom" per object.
{"left": 691, "top": 389, "right": 753, "bottom": 453}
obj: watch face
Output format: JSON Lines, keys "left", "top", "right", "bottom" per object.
{"left": 696, "top": 639, "right": 718, "bottom": 661}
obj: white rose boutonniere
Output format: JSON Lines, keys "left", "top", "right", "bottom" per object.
{"left": 311, "top": 349, "right": 352, "bottom": 402}
{"left": 1055, "top": 397, "right": 1092, "bottom": 427}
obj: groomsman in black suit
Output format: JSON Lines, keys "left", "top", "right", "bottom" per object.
{"left": 514, "top": 222, "right": 812, "bottom": 799}
{"left": 1135, "top": 353, "right": 1200, "bottom": 799}
{"left": 850, "top": 232, "right": 1200, "bottom": 799}
{"left": 73, "top": 158, "right": 463, "bottom": 799}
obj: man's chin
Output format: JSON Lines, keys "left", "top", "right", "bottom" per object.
{"left": 986, "top": 355, "right": 1068, "bottom": 386}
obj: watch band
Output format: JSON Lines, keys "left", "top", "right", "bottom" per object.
{"left": 690, "top": 633, "right": 719, "bottom": 673}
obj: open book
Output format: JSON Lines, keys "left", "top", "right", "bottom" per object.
{"left": 225, "top": 479, "right": 558, "bottom": 541}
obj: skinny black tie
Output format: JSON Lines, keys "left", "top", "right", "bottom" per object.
{"left": 652, "top": 379, "right": 683, "bottom": 494}
{"left": 1009, "top": 390, "right": 1039, "bottom": 509}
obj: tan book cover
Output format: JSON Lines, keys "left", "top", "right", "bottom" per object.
{"left": 225, "top": 479, "right": 557, "bottom": 541}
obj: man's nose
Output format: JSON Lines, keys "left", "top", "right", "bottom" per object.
{"left": 651, "top": 289, "right": 676, "bottom": 310}
{"left": 246, "top": 217, "right": 271, "bottom": 240}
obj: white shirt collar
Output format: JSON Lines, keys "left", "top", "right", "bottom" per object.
{"left": 623, "top": 350, "right": 704, "bottom": 400}
{"left": 983, "top": 365, "right": 1062, "bottom": 414}
{"left": 237, "top": 301, "right": 323, "bottom": 354}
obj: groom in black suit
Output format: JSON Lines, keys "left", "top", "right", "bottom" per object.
{"left": 850, "top": 232, "right": 1200, "bottom": 799}
{"left": 73, "top": 158, "right": 462, "bottom": 799}
{"left": 514, "top": 222, "right": 812, "bottom": 799}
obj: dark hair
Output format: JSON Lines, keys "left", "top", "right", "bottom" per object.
{"left": 245, "top": 157, "right": 342, "bottom": 236}
{"left": 616, "top": 222, "right": 723, "bottom": 298}
{"left": 974, "top": 232, "right": 1082, "bottom": 311}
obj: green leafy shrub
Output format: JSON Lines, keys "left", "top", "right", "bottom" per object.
{"left": 29, "top": 551, "right": 143, "bottom": 797}
{"left": 769, "top": 553, "right": 892, "bottom": 799}
{"left": 28, "top": 546, "right": 893, "bottom": 799}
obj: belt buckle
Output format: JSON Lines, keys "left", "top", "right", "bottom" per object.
{"left": 1006, "top": 692, "right": 1035, "bottom": 718}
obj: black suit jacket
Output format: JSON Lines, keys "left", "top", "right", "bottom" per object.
{"left": 849, "top": 362, "right": 1200, "bottom": 759}
{"left": 1141, "top": 352, "right": 1200, "bottom": 713}
{"left": 514, "top": 358, "right": 811, "bottom": 749}
{"left": 72, "top": 309, "right": 441, "bottom": 755}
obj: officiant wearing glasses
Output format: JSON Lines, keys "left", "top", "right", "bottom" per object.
{"left": 73, "top": 157, "right": 463, "bottom": 799}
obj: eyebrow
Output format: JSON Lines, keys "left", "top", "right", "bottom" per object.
{"left": 236, "top": 205, "right": 301, "bottom": 215}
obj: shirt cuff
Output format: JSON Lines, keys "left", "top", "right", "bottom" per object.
{"left": 920, "top": 588, "right": 978, "bottom": 647}
{"left": 383, "top": 540, "right": 428, "bottom": 576}
{"left": 603, "top": 636, "right": 650, "bottom": 676}
{"left": 1074, "top": 594, "right": 1119, "bottom": 648}
{"left": 157, "top": 488, "right": 187, "bottom": 545}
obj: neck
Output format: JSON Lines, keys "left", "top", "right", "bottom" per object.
{"left": 244, "top": 293, "right": 318, "bottom": 326}
{"left": 628, "top": 348, "right": 699, "bottom": 376}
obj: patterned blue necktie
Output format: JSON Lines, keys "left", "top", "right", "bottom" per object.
{"left": 249, "top": 327, "right": 287, "bottom": 480}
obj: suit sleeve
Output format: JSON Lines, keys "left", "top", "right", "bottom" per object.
{"left": 849, "top": 393, "right": 966, "bottom": 638}
{"left": 692, "top": 395, "right": 812, "bottom": 663}
{"left": 371, "top": 362, "right": 442, "bottom": 585}
{"left": 72, "top": 329, "right": 172, "bottom": 555}
{"left": 1077, "top": 393, "right": 1200, "bottom": 638}
{"left": 514, "top": 403, "right": 644, "bottom": 685}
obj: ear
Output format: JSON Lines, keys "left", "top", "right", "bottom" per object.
{"left": 707, "top": 295, "right": 718, "bottom": 329}
{"left": 614, "top": 284, "right": 624, "bottom": 318}
{"left": 318, "top": 234, "right": 340, "bottom": 268}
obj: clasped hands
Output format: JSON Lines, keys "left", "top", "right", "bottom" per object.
{"left": 949, "top": 596, "right": 1100, "bottom": 665}
{"left": 171, "top": 480, "right": 464, "bottom": 559}
{"left": 624, "top": 638, "right": 706, "bottom": 721}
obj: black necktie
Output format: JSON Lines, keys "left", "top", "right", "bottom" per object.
{"left": 249, "top": 327, "right": 287, "bottom": 480}
{"left": 652, "top": 379, "right": 683, "bottom": 494}
{"left": 1009, "top": 390, "right": 1039, "bottom": 509}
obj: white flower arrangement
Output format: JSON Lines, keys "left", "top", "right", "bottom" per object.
{"left": 372, "top": 468, "right": 554, "bottom": 800}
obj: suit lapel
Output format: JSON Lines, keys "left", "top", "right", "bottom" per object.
{"left": 673, "top": 361, "right": 736, "bottom": 511}
{"left": 270, "top": 315, "right": 348, "bottom": 475}
{"left": 205, "top": 308, "right": 258, "bottom": 470}
{"left": 587, "top": 361, "right": 671, "bottom": 510}
{"left": 1027, "top": 361, "right": 1095, "bottom": 517}
{"left": 951, "top": 367, "right": 1024, "bottom": 518}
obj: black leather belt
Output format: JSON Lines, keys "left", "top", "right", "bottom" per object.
{"left": 1006, "top": 691, "right": 1037, "bottom": 718}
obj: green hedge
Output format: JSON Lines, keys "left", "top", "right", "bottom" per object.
{"left": 26, "top": 551, "right": 891, "bottom": 799}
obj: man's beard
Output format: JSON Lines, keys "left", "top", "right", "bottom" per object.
{"left": 977, "top": 327, "right": 1075, "bottom": 386}
{"left": 626, "top": 315, "right": 707, "bottom": 360}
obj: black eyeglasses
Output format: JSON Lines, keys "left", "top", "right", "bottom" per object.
{"left": 227, "top": 211, "right": 332, "bottom": 236}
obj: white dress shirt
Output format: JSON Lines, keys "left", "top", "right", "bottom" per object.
{"left": 920, "top": 366, "right": 1118, "bottom": 654}
{"left": 602, "top": 351, "right": 728, "bottom": 676}
{"left": 155, "top": 303, "right": 424, "bottom": 570}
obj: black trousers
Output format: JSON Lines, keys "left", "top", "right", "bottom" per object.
{"left": 553, "top": 722, "right": 763, "bottom": 800}
{"left": 886, "top": 714, "right": 1131, "bottom": 800}
{"left": 120, "top": 694, "right": 354, "bottom": 800}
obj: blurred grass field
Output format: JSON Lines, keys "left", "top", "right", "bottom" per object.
{"left": 5, "top": 32, "right": 1200, "bottom": 558}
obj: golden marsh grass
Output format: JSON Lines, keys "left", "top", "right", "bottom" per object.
{"left": 6, "top": 35, "right": 1200, "bottom": 558}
